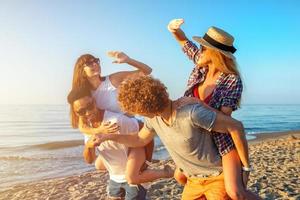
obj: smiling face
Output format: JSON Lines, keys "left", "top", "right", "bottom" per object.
{"left": 83, "top": 57, "right": 101, "bottom": 77}
{"left": 73, "top": 96, "right": 98, "bottom": 122}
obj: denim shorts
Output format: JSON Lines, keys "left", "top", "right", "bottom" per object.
{"left": 108, "top": 179, "right": 147, "bottom": 200}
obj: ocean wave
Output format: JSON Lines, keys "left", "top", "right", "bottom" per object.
{"left": 0, "top": 140, "right": 84, "bottom": 151}
{"left": 29, "top": 140, "right": 84, "bottom": 150}
{"left": 0, "top": 155, "right": 55, "bottom": 161}
{"left": 0, "top": 155, "right": 82, "bottom": 161}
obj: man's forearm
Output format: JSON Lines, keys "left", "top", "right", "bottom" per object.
{"left": 102, "top": 133, "right": 148, "bottom": 148}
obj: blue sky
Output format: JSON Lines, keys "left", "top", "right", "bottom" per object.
{"left": 0, "top": 0, "right": 299, "bottom": 105}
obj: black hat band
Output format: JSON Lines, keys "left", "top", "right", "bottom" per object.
{"left": 203, "top": 34, "right": 236, "bottom": 53}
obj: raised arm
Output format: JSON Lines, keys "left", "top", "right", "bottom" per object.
{"left": 167, "top": 18, "right": 189, "bottom": 46}
{"left": 168, "top": 19, "right": 201, "bottom": 65}
{"left": 107, "top": 51, "right": 152, "bottom": 87}
{"left": 94, "top": 126, "right": 155, "bottom": 148}
{"left": 125, "top": 56, "right": 152, "bottom": 75}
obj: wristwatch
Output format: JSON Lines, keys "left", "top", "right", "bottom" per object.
{"left": 242, "top": 166, "right": 253, "bottom": 172}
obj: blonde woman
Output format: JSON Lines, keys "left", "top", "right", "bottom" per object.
{"left": 168, "top": 19, "right": 260, "bottom": 199}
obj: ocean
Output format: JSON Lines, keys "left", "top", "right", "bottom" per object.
{"left": 0, "top": 104, "right": 300, "bottom": 190}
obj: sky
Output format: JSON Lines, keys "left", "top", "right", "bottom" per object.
{"left": 0, "top": 0, "right": 299, "bottom": 105}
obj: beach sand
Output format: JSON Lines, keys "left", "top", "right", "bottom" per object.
{"left": 0, "top": 131, "right": 299, "bottom": 200}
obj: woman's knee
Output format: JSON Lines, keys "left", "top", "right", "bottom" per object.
{"left": 125, "top": 173, "right": 140, "bottom": 185}
{"left": 95, "top": 157, "right": 106, "bottom": 171}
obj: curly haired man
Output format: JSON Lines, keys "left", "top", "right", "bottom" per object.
{"left": 93, "top": 75, "right": 255, "bottom": 200}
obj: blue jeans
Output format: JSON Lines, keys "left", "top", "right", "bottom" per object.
{"left": 108, "top": 179, "right": 147, "bottom": 200}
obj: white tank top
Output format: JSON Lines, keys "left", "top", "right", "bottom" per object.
{"left": 91, "top": 76, "right": 123, "bottom": 113}
{"left": 84, "top": 111, "right": 139, "bottom": 183}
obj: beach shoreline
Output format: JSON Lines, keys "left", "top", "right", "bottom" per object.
{"left": 0, "top": 130, "right": 299, "bottom": 200}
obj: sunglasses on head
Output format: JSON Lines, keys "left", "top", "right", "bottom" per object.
{"left": 76, "top": 101, "right": 95, "bottom": 116}
{"left": 84, "top": 58, "right": 100, "bottom": 67}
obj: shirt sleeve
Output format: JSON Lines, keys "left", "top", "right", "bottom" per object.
{"left": 190, "top": 104, "right": 217, "bottom": 132}
{"left": 143, "top": 118, "right": 155, "bottom": 134}
{"left": 118, "top": 115, "right": 140, "bottom": 135}
{"left": 182, "top": 40, "right": 201, "bottom": 64}
{"left": 220, "top": 76, "right": 243, "bottom": 111}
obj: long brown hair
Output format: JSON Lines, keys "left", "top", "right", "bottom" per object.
{"left": 70, "top": 54, "right": 95, "bottom": 128}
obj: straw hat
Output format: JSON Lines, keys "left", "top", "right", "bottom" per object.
{"left": 192, "top": 26, "right": 236, "bottom": 59}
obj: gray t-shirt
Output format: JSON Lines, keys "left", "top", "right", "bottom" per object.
{"left": 144, "top": 103, "right": 222, "bottom": 177}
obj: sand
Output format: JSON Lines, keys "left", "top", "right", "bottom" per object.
{"left": 0, "top": 131, "right": 299, "bottom": 200}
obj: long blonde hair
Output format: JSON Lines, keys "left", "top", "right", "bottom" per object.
{"left": 206, "top": 48, "right": 242, "bottom": 107}
{"left": 70, "top": 54, "right": 96, "bottom": 128}
{"left": 206, "top": 48, "right": 240, "bottom": 76}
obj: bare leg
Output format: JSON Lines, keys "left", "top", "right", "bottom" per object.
{"left": 223, "top": 149, "right": 261, "bottom": 200}
{"left": 125, "top": 147, "right": 173, "bottom": 184}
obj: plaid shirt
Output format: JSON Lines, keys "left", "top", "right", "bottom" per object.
{"left": 182, "top": 40, "right": 243, "bottom": 156}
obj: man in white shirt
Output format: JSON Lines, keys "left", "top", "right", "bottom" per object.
{"left": 67, "top": 87, "right": 172, "bottom": 200}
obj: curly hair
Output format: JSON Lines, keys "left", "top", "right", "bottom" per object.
{"left": 118, "top": 75, "right": 169, "bottom": 115}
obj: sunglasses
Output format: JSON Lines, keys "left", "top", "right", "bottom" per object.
{"left": 84, "top": 58, "right": 100, "bottom": 67}
{"left": 75, "top": 102, "right": 95, "bottom": 116}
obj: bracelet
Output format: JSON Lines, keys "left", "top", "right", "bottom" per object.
{"left": 242, "top": 166, "right": 253, "bottom": 172}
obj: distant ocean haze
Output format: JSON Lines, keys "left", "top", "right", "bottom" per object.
{"left": 0, "top": 104, "right": 300, "bottom": 190}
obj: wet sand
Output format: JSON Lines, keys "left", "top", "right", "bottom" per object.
{"left": 0, "top": 131, "right": 299, "bottom": 200}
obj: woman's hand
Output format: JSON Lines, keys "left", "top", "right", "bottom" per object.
{"left": 96, "top": 121, "right": 120, "bottom": 134}
{"left": 107, "top": 51, "right": 131, "bottom": 64}
{"left": 167, "top": 18, "right": 184, "bottom": 33}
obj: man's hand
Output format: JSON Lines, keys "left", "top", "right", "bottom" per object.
{"left": 167, "top": 18, "right": 184, "bottom": 33}
{"left": 107, "top": 51, "right": 130, "bottom": 64}
{"left": 242, "top": 171, "right": 250, "bottom": 188}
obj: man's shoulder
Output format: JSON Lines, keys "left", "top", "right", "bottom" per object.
{"left": 176, "top": 103, "right": 201, "bottom": 115}
{"left": 144, "top": 116, "right": 157, "bottom": 124}
{"left": 176, "top": 103, "right": 214, "bottom": 121}
{"left": 144, "top": 116, "right": 163, "bottom": 129}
